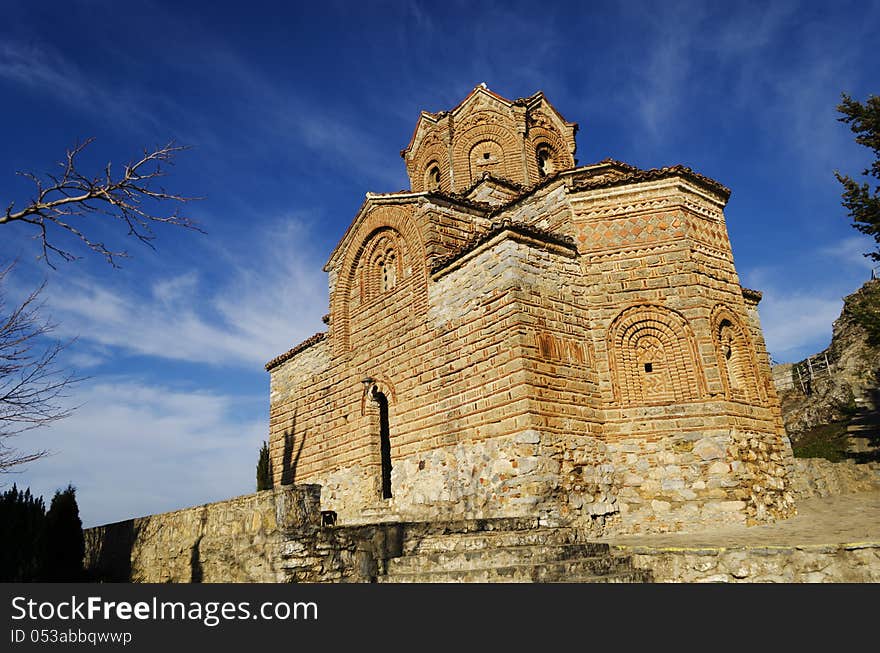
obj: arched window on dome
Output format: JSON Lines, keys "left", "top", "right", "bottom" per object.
{"left": 424, "top": 163, "right": 442, "bottom": 191}
{"left": 536, "top": 144, "right": 555, "bottom": 177}
{"left": 469, "top": 139, "right": 504, "bottom": 181}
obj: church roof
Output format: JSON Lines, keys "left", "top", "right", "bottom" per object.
{"left": 265, "top": 332, "right": 327, "bottom": 371}
{"left": 430, "top": 218, "right": 576, "bottom": 275}
{"left": 567, "top": 162, "right": 731, "bottom": 201}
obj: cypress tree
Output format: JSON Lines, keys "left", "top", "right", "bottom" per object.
{"left": 257, "top": 440, "right": 272, "bottom": 491}
{"left": 42, "top": 485, "right": 84, "bottom": 582}
{"left": 0, "top": 485, "right": 46, "bottom": 581}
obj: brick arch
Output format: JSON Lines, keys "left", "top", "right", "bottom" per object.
{"left": 359, "top": 375, "right": 397, "bottom": 416}
{"left": 710, "top": 305, "right": 764, "bottom": 403}
{"left": 608, "top": 305, "right": 706, "bottom": 405}
{"left": 353, "top": 227, "right": 407, "bottom": 304}
{"left": 409, "top": 133, "right": 449, "bottom": 192}
{"left": 527, "top": 126, "right": 574, "bottom": 181}
{"left": 332, "top": 205, "right": 428, "bottom": 353}
{"left": 451, "top": 119, "right": 521, "bottom": 188}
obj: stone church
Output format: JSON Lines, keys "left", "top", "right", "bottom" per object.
{"left": 265, "top": 84, "right": 796, "bottom": 535}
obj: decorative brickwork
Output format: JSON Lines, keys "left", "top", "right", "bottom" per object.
{"left": 266, "top": 85, "right": 796, "bottom": 534}
{"left": 403, "top": 84, "right": 577, "bottom": 192}
{"left": 608, "top": 305, "right": 704, "bottom": 406}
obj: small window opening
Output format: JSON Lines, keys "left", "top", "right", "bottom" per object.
{"left": 536, "top": 146, "right": 553, "bottom": 177}
{"left": 644, "top": 362, "right": 653, "bottom": 373}
{"left": 483, "top": 152, "right": 490, "bottom": 160}
{"left": 372, "top": 388, "right": 393, "bottom": 499}
{"left": 427, "top": 165, "right": 441, "bottom": 190}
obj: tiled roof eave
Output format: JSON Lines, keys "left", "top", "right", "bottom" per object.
{"left": 569, "top": 165, "right": 731, "bottom": 201}
{"left": 265, "top": 332, "right": 327, "bottom": 371}
{"left": 430, "top": 219, "right": 576, "bottom": 275}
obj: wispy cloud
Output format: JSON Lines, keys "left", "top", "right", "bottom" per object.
{"left": 13, "top": 378, "right": 265, "bottom": 527}
{"left": 180, "top": 46, "right": 408, "bottom": 191}
{"left": 819, "top": 236, "right": 877, "bottom": 271}
{"left": 756, "top": 290, "right": 842, "bottom": 363}
{"left": 0, "top": 41, "right": 162, "bottom": 132}
{"left": 743, "top": 235, "right": 877, "bottom": 362}
{"left": 41, "top": 217, "right": 328, "bottom": 369}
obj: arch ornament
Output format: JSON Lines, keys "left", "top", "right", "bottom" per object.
{"left": 331, "top": 205, "right": 427, "bottom": 353}
{"left": 608, "top": 304, "right": 706, "bottom": 405}
{"left": 710, "top": 305, "right": 764, "bottom": 403}
{"left": 451, "top": 115, "right": 520, "bottom": 187}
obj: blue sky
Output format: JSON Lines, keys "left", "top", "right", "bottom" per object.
{"left": 1, "top": 0, "right": 878, "bottom": 526}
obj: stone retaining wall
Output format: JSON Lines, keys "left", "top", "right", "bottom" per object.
{"left": 84, "top": 486, "right": 323, "bottom": 582}
{"left": 84, "top": 485, "right": 409, "bottom": 583}
{"left": 617, "top": 543, "right": 880, "bottom": 582}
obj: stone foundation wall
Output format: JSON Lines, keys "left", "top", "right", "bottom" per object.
{"left": 600, "top": 426, "right": 794, "bottom": 535}
{"left": 619, "top": 543, "right": 880, "bottom": 582}
{"left": 318, "top": 430, "right": 595, "bottom": 528}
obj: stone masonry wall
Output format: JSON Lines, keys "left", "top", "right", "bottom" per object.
{"left": 84, "top": 485, "right": 414, "bottom": 584}
{"left": 85, "top": 486, "right": 322, "bottom": 582}
{"left": 620, "top": 543, "right": 880, "bottom": 582}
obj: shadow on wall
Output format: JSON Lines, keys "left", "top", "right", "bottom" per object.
{"left": 190, "top": 535, "right": 203, "bottom": 583}
{"left": 83, "top": 520, "right": 137, "bottom": 582}
{"left": 280, "top": 414, "right": 305, "bottom": 486}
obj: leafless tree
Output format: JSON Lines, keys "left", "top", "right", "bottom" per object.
{"left": 1, "top": 138, "right": 201, "bottom": 268}
{"left": 0, "top": 262, "right": 79, "bottom": 473}
{"left": 0, "top": 139, "right": 200, "bottom": 472}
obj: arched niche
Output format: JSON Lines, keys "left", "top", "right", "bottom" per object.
{"left": 608, "top": 305, "right": 705, "bottom": 405}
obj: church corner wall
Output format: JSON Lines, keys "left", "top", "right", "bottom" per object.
{"left": 562, "top": 178, "right": 797, "bottom": 534}
{"left": 268, "top": 337, "right": 331, "bottom": 488}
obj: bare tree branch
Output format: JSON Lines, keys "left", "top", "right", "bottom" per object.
{"left": 1, "top": 139, "right": 203, "bottom": 268}
{"left": 0, "top": 261, "right": 83, "bottom": 473}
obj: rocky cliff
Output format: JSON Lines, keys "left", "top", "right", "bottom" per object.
{"left": 774, "top": 279, "right": 880, "bottom": 445}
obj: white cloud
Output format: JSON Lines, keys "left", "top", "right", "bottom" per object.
{"left": 41, "top": 218, "right": 328, "bottom": 369}
{"left": 0, "top": 41, "right": 161, "bottom": 131}
{"left": 7, "top": 378, "right": 265, "bottom": 527}
{"left": 819, "top": 235, "right": 877, "bottom": 271}
{"left": 741, "top": 232, "right": 880, "bottom": 363}
{"left": 756, "top": 291, "right": 842, "bottom": 363}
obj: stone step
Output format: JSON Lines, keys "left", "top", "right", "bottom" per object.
{"left": 342, "top": 507, "right": 404, "bottom": 525}
{"left": 402, "top": 527, "right": 587, "bottom": 556}
{"left": 389, "top": 542, "right": 611, "bottom": 573}
{"left": 550, "top": 569, "right": 653, "bottom": 583}
{"left": 380, "top": 555, "right": 642, "bottom": 583}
